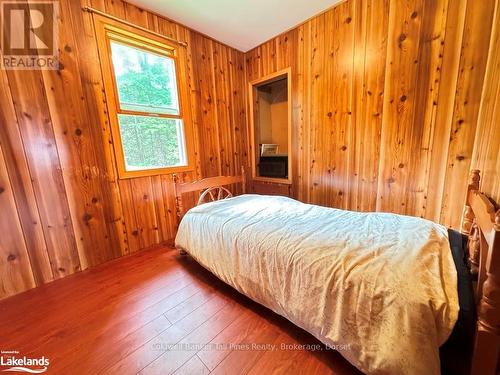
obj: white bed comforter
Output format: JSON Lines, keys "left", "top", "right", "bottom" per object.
{"left": 175, "top": 194, "right": 459, "bottom": 374}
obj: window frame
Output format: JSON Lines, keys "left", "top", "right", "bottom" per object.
{"left": 94, "top": 15, "right": 195, "bottom": 179}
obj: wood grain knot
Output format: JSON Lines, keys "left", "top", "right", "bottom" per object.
{"left": 83, "top": 213, "right": 92, "bottom": 222}
{"left": 0, "top": 187, "right": 5, "bottom": 194}
{"left": 411, "top": 11, "right": 418, "bottom": 19}
{"left": 7, "top": 254, "right": 16, "bottom": 262}
{"left": 75, "top": 128, "right": 83, "bottom": 136}
{"left": 400, "top": 95, "right": 407, "bottom": 102}
{"left": 456, "top": 155, "right": 466, "bottom": 161}
{"left": 132, "top": 230, "right": 139, "bottom": 236}
{"left": 345, "top": 17, "right": 352, "bottom": 24}
{"left": 64, "top": 45, "right": 72, "bottom": 52}
{"left": 399, "top": 33, "right": 406, "bottom": 42}
{"left": 92, "top": 197, "right": 98, "bottom": 204}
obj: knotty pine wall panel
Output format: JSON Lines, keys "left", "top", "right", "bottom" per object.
{"left": 0, "top": 70, "right": 53, "bottom": 286}
{"left": 6, "top": 67, "right": 81, "bottom": 278}
{"left": 0, "top": 143, "right": 35, "bottom": 296}
{"left": 1, "top": 0, "right": 498, "bottom": 300}
{"left": 0, "top": 0, "right": 248, "bottom": 299}
{"left": 349, "top": 0, "right": 389, "bottom": 213}
{"left": 471, "top": 0, "right": 500, "bottom": 204}
{"left": 245, "top": 0, "right": 499, "bottom": 228}
{"left": 439, "top": 0, "right": 496, "bottom": 227}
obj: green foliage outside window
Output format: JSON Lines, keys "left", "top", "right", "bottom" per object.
{"left": 110, "top": 41, "right": 184, "bottom": 171}
{"left": 118, "top": 115, "right": 182, "bottom": 169}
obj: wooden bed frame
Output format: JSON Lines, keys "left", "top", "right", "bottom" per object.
{"left": 174, "top": 168, "right": 499, "bottom": 375}
{"left": 460, "top": 170, "right": 500, "bottom": 375}
{"left": 173, "top": 166, "right": 246, "bottom": 220}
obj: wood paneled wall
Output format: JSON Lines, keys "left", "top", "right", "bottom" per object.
{"left": 0, "top": 0, "right": 247, "bottom": 299}
{"left": 471, "top": 0, "right": 500, "bottom": 204}
{"left": 245, "top": 0, "right": 499, "bottom": 227}
{"left": 1, "top": 0, "right": 498, "bottom": 300}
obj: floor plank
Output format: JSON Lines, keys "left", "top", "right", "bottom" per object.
{"left": 0, "top": 246, "right": 360, "bottom": 375}
{"left": 174, "top": 355, "right": 210, "bottom": 375}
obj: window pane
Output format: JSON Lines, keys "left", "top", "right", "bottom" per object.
{"left": 118, "top": 114, "right": 186, "bottom": 171}
{"left": 110, "top": 41, "right": 179, "bottom": 115}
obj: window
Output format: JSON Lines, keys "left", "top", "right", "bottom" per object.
{"left": 94, "top": 17, "right": 194, "bottom": 178}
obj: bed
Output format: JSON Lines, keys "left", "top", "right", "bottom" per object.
{"left": 173, "top": 169, "right": 499, "bottom": 375}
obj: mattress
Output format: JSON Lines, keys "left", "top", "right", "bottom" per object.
{"left": 175, "top": 194, "right": 460, "bottom": 374}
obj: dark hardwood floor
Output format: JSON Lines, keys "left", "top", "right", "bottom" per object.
{"left": 0, "top": 246, "right": 361, "bottom": 375}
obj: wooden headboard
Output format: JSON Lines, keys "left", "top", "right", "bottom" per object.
{"left": 460, "top": 170, "right": 500, "bottom": 375}
{"left": 173, "top": 166, "right": 246, "bottom": 220}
